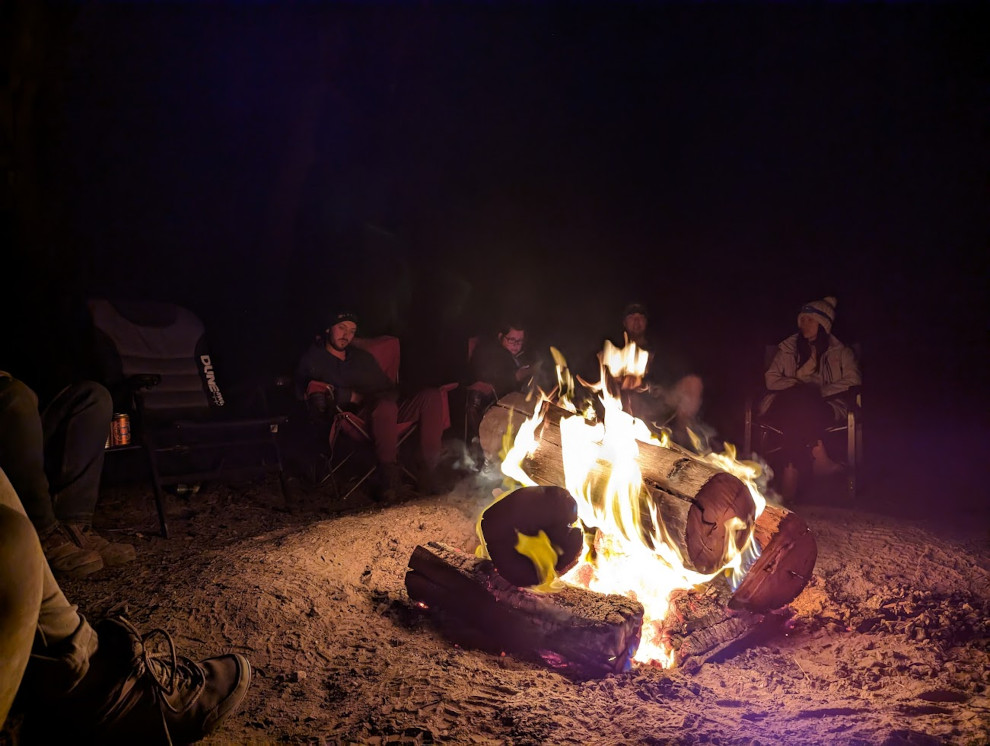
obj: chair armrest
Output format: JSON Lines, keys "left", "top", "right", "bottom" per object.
{"left": 823, "top": 385, "right": 862, "bottom": 409}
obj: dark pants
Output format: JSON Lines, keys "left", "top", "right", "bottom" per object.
{"left": 762, "top": 384, "right": 836, "bottom": 474}
{"left": 465, "top": 387, "right": 498, "bottom": 448}
{"left": 0, "top": 376, "right": 113, "bottom": 533}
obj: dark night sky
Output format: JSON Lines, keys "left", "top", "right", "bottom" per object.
{"left": 4, "top": 2, "right": 987, "bottom": 514}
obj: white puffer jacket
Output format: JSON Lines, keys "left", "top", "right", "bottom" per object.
{"left": 760, "top": 334, "right": 861, "bottom": 418}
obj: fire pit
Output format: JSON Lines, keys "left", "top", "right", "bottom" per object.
{"left": 406, "top": 342, "right": 818, "bottom": 675}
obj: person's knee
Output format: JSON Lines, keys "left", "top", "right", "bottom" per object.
{"left": 74, "top": 381, "right": 113, "bottom": 418}
{"left": 373, "top": 398, "right": 398, "bottom": 420}
{"left": 0, "top": 505, "right": 44, "bottom": 611}
{"left": 0, "top": 377, "right": 40, "bottom": 419}
{"left": 423, "top": 388, "right": 442, "bottom": 409}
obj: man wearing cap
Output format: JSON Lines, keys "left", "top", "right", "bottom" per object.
{"left": 614, "top": 302, "right": 705, "bottom": 446}
{"left": 295, "top": 311, "right": 447, "bottom": 498}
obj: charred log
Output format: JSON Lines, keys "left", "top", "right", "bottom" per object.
{"left": 405, "top": 541, "right": 644, "bottom": 678}
{"left": 479, "top": 393, "right": 755, "bottom": 575}
{"left": 729, "top": 502, "right": 818, "bottom": 612}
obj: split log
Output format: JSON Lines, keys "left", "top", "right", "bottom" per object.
{"left": 405, "top": 541, "right": 644, "bottom": 678}
{"left": 479, "top": 392, "right": 755, "bottom": 575}
{"left": 660, "top": 575, "right": 767, "bottom": 671}
{"left": 729, "top": 502, "right": 818, "bottom": 612}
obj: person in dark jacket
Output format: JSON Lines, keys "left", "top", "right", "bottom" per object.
{"left": 463, "top": 321, "right": 536, "bottom": 464}
{"left": 295, "top": 311, "right": 446, "bottom": 497}
{"left": 611, "top": 302, "right": 704, "bottom": 448}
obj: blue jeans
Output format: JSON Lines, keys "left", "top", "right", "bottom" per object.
{"left": 0, "top": 375, "right": 112, "bottom": 532}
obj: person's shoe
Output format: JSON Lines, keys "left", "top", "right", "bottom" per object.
{"left": 69, "top": 616, "right": 252, "bottom": 744}
{"left": 374, "top": 462, "right": 405, "bottom": 503}
{"left": 779, "top": 463, "right": 800, "bottom": 504}
{"left": 810, "top": 440, "right": 844, "bottom": 477}
{"left": 66, "top": 523, "right": 137, "bottom": 567}
{"left": 40, "top": 523, "right": 104, "bottom": 578}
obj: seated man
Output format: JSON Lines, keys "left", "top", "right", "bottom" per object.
{"left": 294, "top": 310, "right": 447, "bottom": 497}
{"left": 0, "top": 465, "right": 251, "bottom": 742}
{"left": 612, "top": 302, "right": 704, "bottom": 447}
{"left": 465, "top": 321, "right": 535, "bottom": 462}
{"left": 0, "top": 371, "right": 134, "bottom": 578}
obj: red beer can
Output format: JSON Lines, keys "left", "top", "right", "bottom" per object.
{"left": 110, "top": 413, "right": 131, "bottom": 447}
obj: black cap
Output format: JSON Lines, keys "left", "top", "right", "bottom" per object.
{"left": 623, "top": 302, "right": 648, "bottom": 318}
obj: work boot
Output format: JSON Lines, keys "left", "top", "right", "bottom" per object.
{"left": 39, "top": 523, "right": 104, "bottom": 578}
{"left": 60, "top": 616, "right": 252, "bottom": 745}
{"left": 66, "top": 523, "right": 137, "bottom": 567}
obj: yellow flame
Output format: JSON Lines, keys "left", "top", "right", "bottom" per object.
{"left": 514, "top": 530, "right": 566, "bottom": 592}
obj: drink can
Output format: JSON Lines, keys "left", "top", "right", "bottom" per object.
{"left": 110, "top": 413, "right": 131, "bottom": 447}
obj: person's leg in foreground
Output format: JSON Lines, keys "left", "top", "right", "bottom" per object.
{"left": 41, "top": 381, "right": 135, "bottom": 565}
{"left": 0, "top": 467, "right": 252, "bottom": 743}
{"left": 0, "top": 374, "right": 104, "bottom": 577}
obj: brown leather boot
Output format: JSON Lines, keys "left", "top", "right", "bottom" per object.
{"left": 65, "top": 523, "right": 136, "bottom": 567}
{"left": 60, "top": 616, "right": 252, "bottom": 744}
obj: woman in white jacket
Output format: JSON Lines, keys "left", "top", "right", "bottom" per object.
{"left": 760, "top": 296, "right": 861, "bottom": 501}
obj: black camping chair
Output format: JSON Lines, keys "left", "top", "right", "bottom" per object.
{"left": 88, "top": 298, "right": 287, "bottom": 537}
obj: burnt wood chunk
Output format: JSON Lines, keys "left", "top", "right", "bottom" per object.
{"left": 405, "top": 542, "right": 644, "bottom": 678}
{"left": 479, "top": 485, "right": 584, "bottom": 587}
{"left": 730, "top": 503, "right": 818, "bottom": 612}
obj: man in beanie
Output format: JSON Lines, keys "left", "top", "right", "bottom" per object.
{"left": 759, "top": 296, "right": 861, "bottom": 501}
{"left": 295, "top": 310, "right": 448, "bottom": 499}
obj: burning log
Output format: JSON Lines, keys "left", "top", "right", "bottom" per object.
{"left": 405, "top": 541, "right": 644, "bottom": 678}
{"left": 662, "top": 576, "right": 767, "bottom": 671}
{"left": 730, "top": 502, "right": 818, "bottom": 612}
{"left": 479, "top": 393, "right": 755, "bottom": 575}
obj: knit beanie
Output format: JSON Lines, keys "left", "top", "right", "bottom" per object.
{"left": 327, "top": 309, "right": 359, "bottom": 328}
{"left": 798, "top": 296, "right": 837, "bottom": 334}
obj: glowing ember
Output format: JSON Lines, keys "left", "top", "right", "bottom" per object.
{"left": 496, "top": 339, "right": 770, "bottom": 668}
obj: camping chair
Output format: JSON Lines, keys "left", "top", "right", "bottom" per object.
{"left": 314, "top": 335, "right": 456, "bottom": 500}
{"left": 88, "top": 298, "right": 287, "bottom": 537}
{"left": 744, "top": 344, "right": 863, "bottom": 500}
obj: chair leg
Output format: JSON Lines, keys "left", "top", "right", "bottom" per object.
{"left": 341, "top": 465, "right": 377, "bottom": 501}
{"left": 847, "top": 411, "right": 857, "bottom": 502}
{"left": 145, "top": 447, "right": 170, "bottom": 539}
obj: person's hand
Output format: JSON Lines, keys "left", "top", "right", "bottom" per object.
{"left": 515, "top": 365, "right": 533, "bottom": 382}
{"left": 619, "top": 374, "right": 645, "bottom": 391}
{"left": 795, "top": 350, "right": 817, "bottom": 382}
{"left": 349, "top": 391, "right": 362, "bottom": 406}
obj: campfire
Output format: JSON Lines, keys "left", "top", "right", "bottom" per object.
{"left": 406, "top": 340, "right": 817, "bottom": 677}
